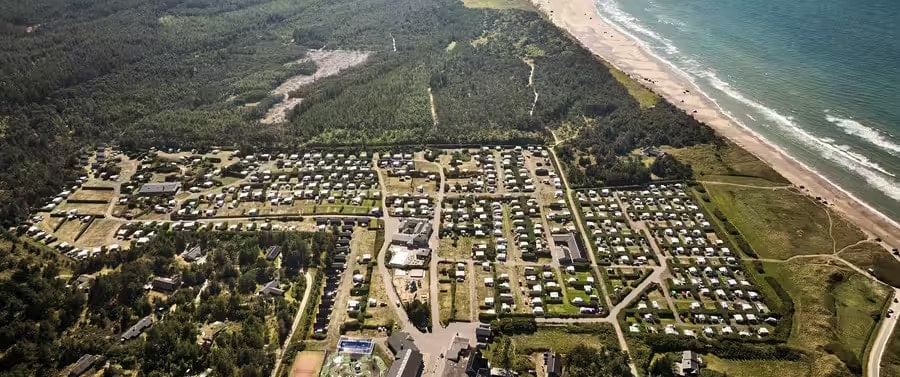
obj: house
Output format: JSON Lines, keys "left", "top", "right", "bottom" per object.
{"left": 553, "top": 232, "right": 586, "bottom": 264}
{"left": 151, "top": 277, "right": 181, "bottom": 293}
{"left": 74, "top": 274, "right": 95, "bottom": 291}
{"left": 258, "top": 278, "right": 285, "bottom": 296}
{"left": 138, "top": 182, "right": 182, "bottom": 196}
{"left": 388, "top": 332, "right": 419, "bottom": 354}
{"left": 121, "top": 316, "right": 153, "bottom": 341}
{"left": 681, "top": 350, "right": 700, "bottom": 376}
{"left": 180, "top": 246, "right": 204, "bottom": 262}
{"left": 386, "top": 348, "right": 424, "bottom": 377}
{"left": 391, "top": 218, "right": 433, "bottom": 248}
{"left": 466, "top": 349, "right": 491, "bottom": 377}
{"left": 69, "top": 354, "right": 100, "bottom": 377}
{"left": 265, "top": 245, "right": 282, "bottom": 261}
{"left": 545, "top": 352, "right": 563, "bottom": 377}
{"left": 475, "top": 325, "right": 493, "bottom": 343}
{"left": 446, "top": 337, "right": 470, "bottom": 362}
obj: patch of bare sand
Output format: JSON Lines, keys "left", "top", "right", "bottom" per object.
{"left": 261, "top": 50, "right": 370, "bottom": 124}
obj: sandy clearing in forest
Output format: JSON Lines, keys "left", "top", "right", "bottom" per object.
{"left": 261, "top": 50, "right": 370, "bottom": 124}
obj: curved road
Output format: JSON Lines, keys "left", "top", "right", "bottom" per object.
{"left": 868, "top": 288, "right": 899, "bottom": 377}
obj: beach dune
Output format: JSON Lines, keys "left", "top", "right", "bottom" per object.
{"left": 531, "top": 0, "right": 900, "bottom": 247}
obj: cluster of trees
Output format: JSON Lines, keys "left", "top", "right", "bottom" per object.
{"left": 564, "top": 343, "right": 633, "bottom": 377}
{"left": 0, "top": 236, "right": 86, "bottom": 375}
{"left": 0, "top": 229, "right": 333, "bottom": 375}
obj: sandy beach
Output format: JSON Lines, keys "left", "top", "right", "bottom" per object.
{"left": 529, "top": 0, "right": 900, "bottom": 248}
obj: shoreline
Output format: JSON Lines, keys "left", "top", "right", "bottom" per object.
{"left": 530, "top": 0, "right": 900, "bottom": 247}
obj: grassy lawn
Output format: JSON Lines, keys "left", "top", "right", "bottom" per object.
{"left": 365, "top": 266, "right": 399, "bottom": 329}
{"left": 438, "top": 236, "right": 474, "bottom": 260}
{"left": 702, "top": 354, "right": 812, "bottom": 377}
{"left": 839, "top": 241, "right": 900, "bottom": 288}
{"left": 68, "top": 189, "right": 115, "bottom": 202}
{"left": 762, "top": 259, "right": 890, "bottom": 367}
{"left": 453, "top": 277, "right": 472, "bottom": 322}
{"left": 438, "top": 282, "right": 454, "bottom": 325}
{"left": 56, "top": 219, "right": 88, "bottom": 243}
{"left": 77, "top": 219, "right": 123, "bottom": 247}
{"left": 882, "top": 325, "right": 900, "bottom": 377}
{"left": 706, "top": 185, "right": 863, "bottom": 259}
{"left": 490, "top": 324, "right": 619, "bottom": 356}
{"left": 663, "top": 142, "right": 789, "bottom": 184}
{"left": 57, "top": 202, "right": 109, "bottom": 215}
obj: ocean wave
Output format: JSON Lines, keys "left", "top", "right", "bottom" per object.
{"left": 596, "top": 0, "right": 680, "bottom": 55}
{"left": 594, "top": 0, "right": 899, "bottom": 202}
{"left": 825, "top": 114, "right": 900, "bottom": 156}
{"left": 698, "top": 69, "right": 899, "bottom": 199}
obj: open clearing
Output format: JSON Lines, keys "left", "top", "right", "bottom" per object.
{"left": 702, "top": 354, "right": 812, "bottom": 377}
{"left": 290, "top": 350, "right": 325, "bottom": 377}
{"left": 261, "top": 50, "right": 371, "bottom": 124}
{"left": 664, "top": 142, "right": 789, "bottom": 185}
{"left": 462, "top": 0, "right": 535, "bottom": 11}
{"left": 839, "top": 241, "right": 900, "bottom": 288}
{"left": 605, "top": 62, "right": 658, "bottom": 108}
{"left": 77, "top": 219, "right": 122, "bottom": 247}
{"left": 706, "top": 184, "right": 864, "bottom": 259}
{"left": 762, "top": 259, "right": 889, "bottom": 367}
{"left": 489, "top": 324, "right": 618, "bottom": 356}
{"left": 68, "top": 189, "right": 115, "bottom": 202}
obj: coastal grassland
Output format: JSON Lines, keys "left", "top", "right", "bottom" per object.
{"left": 462, "top": 0, "right": 536, "bottom": 12}
{"left": 663, "top": 142, "right": 789, "bottom": 185}
{"left": 704, "top": 184, "right": 862, "bottom": 259}
{"left": 761, "top": 259, "right": 890, "bottom": 373}
{"left": 701, "top": 354, "right": 811, "bottom": 377}
{"left": 839, "top": 241, "right": 900, "bottom": 288}
{"left": 604, "top": 62, "right": 659, "bottom": 108}
{"left": 882, "top": 326, "right": 900, "bottom": 377}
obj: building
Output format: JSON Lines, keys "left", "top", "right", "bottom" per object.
{"left": 258, "top": 279, "right": 285, "bottom": 296}
{"left": 446, "top": 337, "right": 470, "bottom": 362}
{"left": 545, "top": 352, "right": 563, "bottom": 377}
{"left": 553, "top": 232, "right": 586, "bottom": 263}
{"left": 151, "top": 277, "right": 181, "bottom": 293}
{"left": 465, "top": 350, "right": 490, "bottom": 377}
{"left": 386, "top": 348, "right": 423, "bottom": 377}
{"left": 681, "top": 350, "right": 700, "bottom": 376}
{"left": 138, "top": 182, "right": 182, "bottom": 196}
{"left": 69, "top": 354, "right": 100, "bottom": 377}
{"left": 475, "top": 325, "right": 493, "bottom": 343}
{"left": 388, "top": 332, "right": 419, "bottom": 354}
{"left": 180, "top": 246, "right": 204, "bottom": 262}
{"left": 121, "top": 316, "right": 153, "bottom": 341}
{"left": 265, "top": 245, "right": 282, "bottom": 261}
{"left": 391, "top": 218, "right": 433, "bottom": 248}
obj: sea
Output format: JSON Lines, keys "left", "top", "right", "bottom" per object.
{"left": 593, "top": 0, "right": 900, "bottom": 222}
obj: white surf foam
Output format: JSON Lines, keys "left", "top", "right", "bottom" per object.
{"left": 825, "top": 114, "right": 900, "bottom": 156}
{"left": 592, "top": 0, "right": 900, "bottom": 206}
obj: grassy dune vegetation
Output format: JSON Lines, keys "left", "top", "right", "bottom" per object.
{"left": 664, "top": 142, "right": 789, "bottom": 185}
{"left": 758, "top": 259, "right": 890, "bottom": 375}
{"left": 704, "top": 184, "right": 864, "bottom": 259}
{"left": 839, "top": 241, "right": 900, "bottom": 288}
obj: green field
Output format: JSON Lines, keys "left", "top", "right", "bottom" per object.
{"left": 762, "top": 259, "right": 890, "bottom": 372}
{"left": 664, "top": 143, "right": 789, "bottom": 185}
{"left": 489, "top": 324, "right": 619, "bottom": 356}
{"left": 705, "top": 184, "right": 864, "bottom": 259}
{"left": 702, "top": 354, "right": 812, "bottom": 377}
{"left": 839, "top": 241, "right": 900, "bottom": 288}
{"left": 605, "top": 63, "right": 659, "bottom": 109}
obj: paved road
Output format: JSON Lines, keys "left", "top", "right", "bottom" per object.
{"left": 270, "top": 271, "right": 313, "bottom": 377}
{"left": 868, "top": 288, "right": 900, "bottom": 377}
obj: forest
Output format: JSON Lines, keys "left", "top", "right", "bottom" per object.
{"left": 0, "top": 0, "right": 720, "bottom": 225}
{"left": 0, "top": 229, "right": 332, "bottom": 376}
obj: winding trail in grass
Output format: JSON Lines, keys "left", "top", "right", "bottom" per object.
{"left": 523, "top": 58, "right": 538, "bottom": 116}
{"left": 428, "top": 87, "right": 438, "bottom": 128}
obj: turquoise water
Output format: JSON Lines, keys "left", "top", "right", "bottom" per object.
{"left": 594, "top": 0, "right": 900, "bottom": 221}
